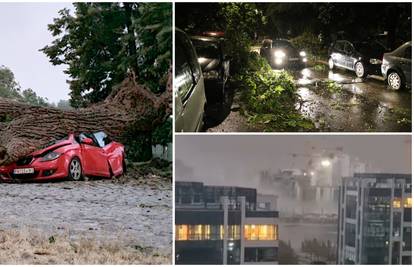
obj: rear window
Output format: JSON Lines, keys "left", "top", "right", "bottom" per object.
{"left": 192, "top": 39, "right": 219, "bottom": 59}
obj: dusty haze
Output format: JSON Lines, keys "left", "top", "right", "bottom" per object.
{"left": 175, "top": 135, "right": 411, "bottom": 190}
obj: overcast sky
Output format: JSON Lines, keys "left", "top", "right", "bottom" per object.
{"left": 0, "top": 2, "right": 73, "bottom": 103}
{"left": 176, "top": 135, "right": 411, "bottom": 188}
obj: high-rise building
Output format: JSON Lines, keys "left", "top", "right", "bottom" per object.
{"left": 337, "top": 173, "right": 412, "bottom": 264}
{"left": 175, "top": 181, "right": 279, "bottom": 264}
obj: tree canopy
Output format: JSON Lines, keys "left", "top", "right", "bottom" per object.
{"left": 42, "top": 2, "right": 172, "bottom": 108}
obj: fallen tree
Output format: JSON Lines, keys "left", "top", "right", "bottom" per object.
{"left": 0, "top": 70, "right": 172, "bottom": 166}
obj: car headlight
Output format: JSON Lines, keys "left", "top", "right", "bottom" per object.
{"left": 41, "top": 151, "right": 61, "bottom": 162}
{"left": 302, "top": 58, "right": 307, "bottom": 63}
{"left": 274, "top": 50, "right": 286, "bottom": 58}
{"left": 369, "top": 58, "right": 382, "bottom": 65}
{"left": 275, "top": 58, "right": 284, "bottom": 65}
{"left": 300, "top": 51, "right": 306, "bottom": 57}
{"left": 204, "top": 70, "right": 219, "bottom": 80}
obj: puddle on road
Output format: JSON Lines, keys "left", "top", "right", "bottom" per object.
{"left": 294, "top": 67, "right": 411, "bottom": 132}
{"left": 0, "top": 180, "right": 172, "bottom": 252}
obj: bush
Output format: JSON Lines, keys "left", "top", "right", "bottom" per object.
{"left": 237, "top": 53, "right": 314, "bottom": 131}
{"left": 291, "top": 32, "right": 326, "bottom": 60}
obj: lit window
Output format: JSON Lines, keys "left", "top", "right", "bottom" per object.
{"left": 176, "top": 225, "right": 188, "bottom": 240}
{"left": 393, "top": 198, "right": 402, "bottom": 208}
{"left": 244, "top": 224, "right": 278, "bottom": 241}
{"left": 404, "top": 197, "right": 412, "bottom": 208}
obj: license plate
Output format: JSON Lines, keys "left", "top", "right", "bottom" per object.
{"left": 13, "top": 168, "right": 35, "bottom": 175}
{"left": 289, "top": 58, "right": 299, "bottom": 61}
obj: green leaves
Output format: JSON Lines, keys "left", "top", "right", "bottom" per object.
{"left": 42, "top": 3, "right": 172, "bottom": 107}
{"left": 238, "top": 54, "right": 314, "bottom": 131}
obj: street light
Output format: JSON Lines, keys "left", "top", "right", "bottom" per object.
{"left": 321, "top": 159, "right": 331, "bottom": 167}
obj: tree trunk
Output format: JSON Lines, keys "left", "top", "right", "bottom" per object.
{"left": 0, "top": 70, "right": 172, "bottom": 166}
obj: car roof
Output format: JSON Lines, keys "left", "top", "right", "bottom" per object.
{"left": 191, "top": 35, "right": 221, "bottom": 42}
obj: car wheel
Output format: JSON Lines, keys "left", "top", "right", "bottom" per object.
{"left": 68, "top": 157, "right": 83, "bottom": 181}
{"left": 355, "top": 62, "right": 367, "bottom": 78}
{"left": 328, "top": 58, "right": 335, "bottom": 70}
{"left": 387, "top": 71, "right": 404, "bottom": 90}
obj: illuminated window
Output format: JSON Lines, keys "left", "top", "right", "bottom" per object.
{"left": 176, "top": 225, "right": 188, "bottom": 240}
{"left": 244, "top": 224, "right": 278, "bottom": 241}
{"left": 175, "top": 225, "right": 240, "bottom": 240}
{"left": 404, "top": 197, "right": 412, "bottom": 208}
{"left": 393, "top": 198, "right": 402, "bottom": 208}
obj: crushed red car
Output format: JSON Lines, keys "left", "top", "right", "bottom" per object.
{"left": 0, "top": 131, "right": 125, "bottom": 182}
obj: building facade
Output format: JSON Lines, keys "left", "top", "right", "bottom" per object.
{"left": 337, "top": 173, "right": 412, "bottom": 264}
{"left": 175, "top": 181, "right": 279, "bottom": 264}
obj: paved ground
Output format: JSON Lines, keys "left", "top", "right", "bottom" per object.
{"left": 205, "top": 64, "right": 411, "bottom": 132}
{"left": 0, "top": 178, "right": 172, "bottom": 260}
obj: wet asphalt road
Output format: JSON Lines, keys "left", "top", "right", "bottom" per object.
{"left": 206, "top": 64, "right": 411, "bottom": 132}
{"left": 0, "top": 180, "right": 172, "bottom": 253}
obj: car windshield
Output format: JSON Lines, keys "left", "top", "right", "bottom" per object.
{"left": 192, "top": 39, "right": 219, "bottom": 59}
{"left": 93, "top": 131, "right": 109, "bottom": 148}
{"left": 353, "top": 41, "right": 385, "bottom": 54}
{"left": 42, "top": 136, "right": 69, "bottom": 148}
{"left": 272, "top": 40, "right": 294, "bottom": 49}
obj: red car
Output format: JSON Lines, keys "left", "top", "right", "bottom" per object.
{"left": 0, "top": 131, "right": 125, "bottom": 182}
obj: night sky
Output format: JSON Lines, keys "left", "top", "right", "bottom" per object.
{"left": 176, "top": 135, "right": 411, "bottom": 188}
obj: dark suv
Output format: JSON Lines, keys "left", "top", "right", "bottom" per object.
{"left": 190, "top": 35, "right": 230, "bottom": 103}
{"left": 381, "top": 41, "right": 412, "bottom": 90}
{"left": 328, "top": 39, "right": 386, "bottom": 78}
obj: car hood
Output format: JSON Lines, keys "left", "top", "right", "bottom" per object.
{"left": 31, "top": 140, "right": 73, "bottom": 157}
{"left": 198, "top": 57, "right": 220, "bottom": 72}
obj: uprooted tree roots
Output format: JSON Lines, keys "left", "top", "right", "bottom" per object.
{"left": 0, "top": 70, "right": 172, "bottom": 166}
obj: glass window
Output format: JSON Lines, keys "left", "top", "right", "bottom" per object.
{"left": 245, "top": 247, "right": 278, "bottom": 262}
{"left": 403, "top": 227, "right": 412, "bottom": 251}
{"left": 176, "top": 225, "right": 188, "bottom": 241}
{"left": 404, "top": 197, "right": 412, "bottom": 208}
{"left": 345, "top": 223, "right": 356, "bottom": 247}
{"left": 244, "top": 224, "right": 278, "bottom": 241}
{"left": 346, "top": 195, "right": 357, "bottom": 219}
{"left": 393, "top": 198, "right": 402, "bottom": 208}
{"left": 93, "top": 131, "right": 108, "bottom": 148}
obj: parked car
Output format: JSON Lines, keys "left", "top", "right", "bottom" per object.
{"left": 328, "top": 39, "right": 386, "bottom": 78}
{"left": 260, "top": 39, "right": 307, "bottom": 69}
{"left": 175, "top": 29, "right": 206, "bottom": 132}
{"left": 0, "top": 131, "right": 125, "bottom": 182}
{"left": 381, "top": 41, "right": 412, "bottom": 90}
{"left": 191, "top": 35, "right": 230, "bottom": 102}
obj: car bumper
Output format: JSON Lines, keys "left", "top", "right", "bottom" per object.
{"left": 0, "top": 156, "right": 69, "bottom": 182}
{"left": 271, "top": 57, "right": 307, "bottom": 69}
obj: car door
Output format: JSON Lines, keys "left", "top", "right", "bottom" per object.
{"left": 331, "top": 41, "right": 345, "bottom": 67}
{"left": 342, "top": 41, "right": 355, "bottom": 70}
{"left": 94, "top": 131, "right": 123, "bottom": 176}
{"left": 401, "top": 45, "right": 412, "bottom": 85}
{"left": 175, "top": 30, "right": 206, "bottom": 132}
{"left": 80, "top": 133, "right": 110, "bottom": 177}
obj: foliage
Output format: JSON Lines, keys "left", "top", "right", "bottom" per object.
{"left": 325, "top": 80, "right": 342, "bottom": 94}
{"left": 219, "top": 3, "right": 266, "bottom": 73}
{"left": 135, "top": 3, "right": 172, "bottom": 93}
{"left": 42, "top": 2, "right": 172, "bottom": 107}
{"left": 42, "top": 3, "right": 172, "bottom": 162}
{"left": 238, "top": 52, "right": 314, "bottom": 131}
{"left": 0, "top": 66, "right": 49, "bottom": 107}
{"left": 152, "top": 117, "right": 172, "bottom": 146}
{"left": 313, "top": 63, "right": 327, "bottom": 72}
{"left": 291, "top": 31, "right": 326, "bottom": 59}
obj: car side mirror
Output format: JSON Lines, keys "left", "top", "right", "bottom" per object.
{"left": 82, "top": 138, "right": 94, "bottom": 145}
